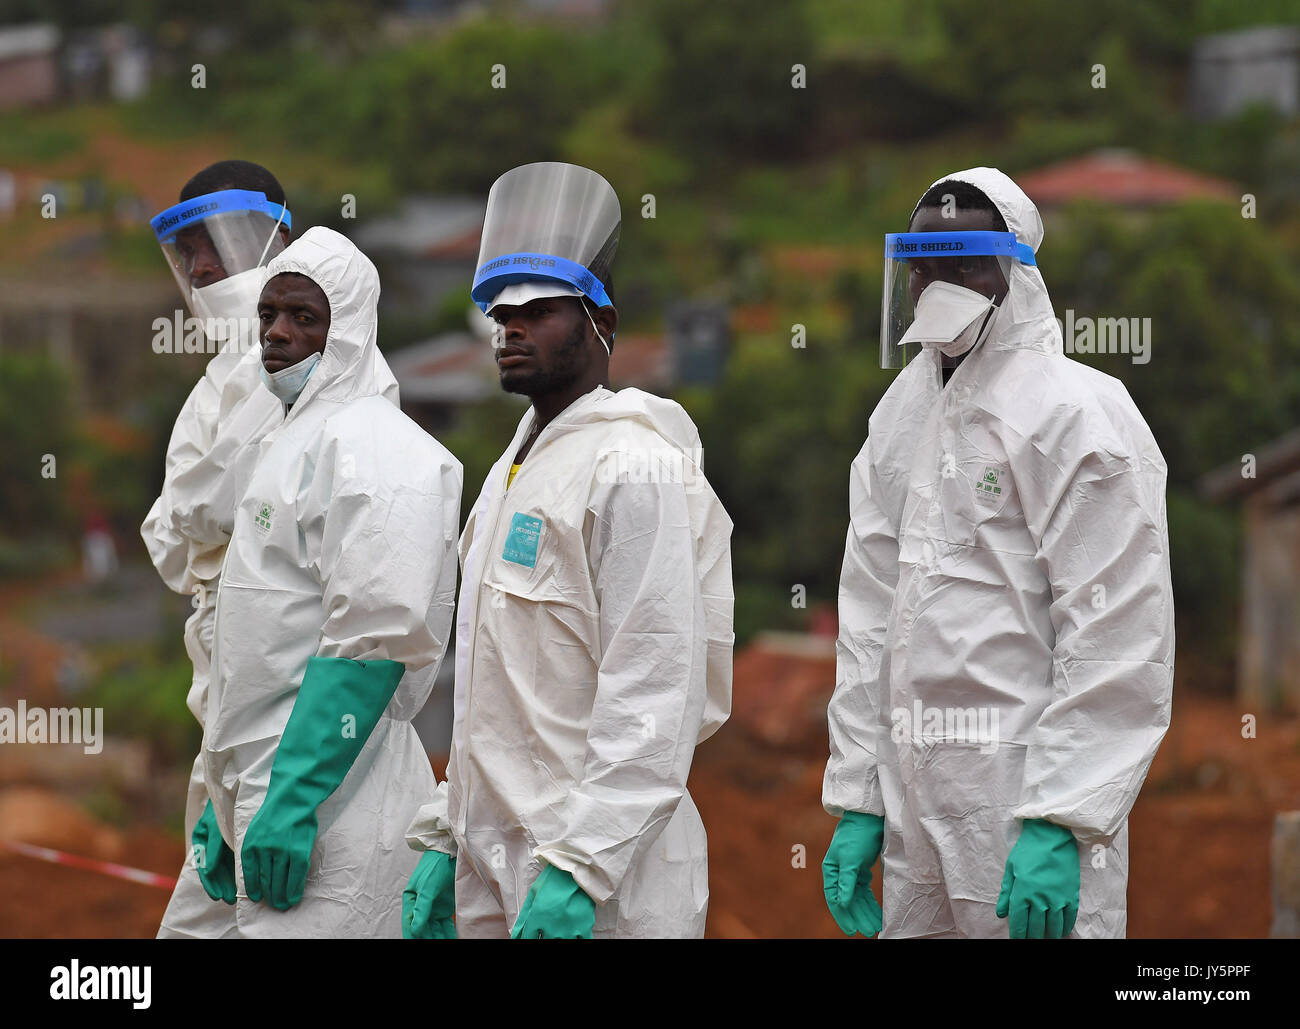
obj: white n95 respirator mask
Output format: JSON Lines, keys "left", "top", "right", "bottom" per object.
{"left": 900, "top": 280, "right": 999, "bottom": 358}
{"left": 190, "top": 266, "right": 266, "bottom": 348}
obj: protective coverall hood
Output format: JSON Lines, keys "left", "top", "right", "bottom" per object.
{"left": 539, "top": 386, "right": 703, "bottom": 464}
{"left": 909, "top": 166, "right": 1062, "bottom": 358}
{"left": 259, "top": 226, "right": 388, "bottom": 415}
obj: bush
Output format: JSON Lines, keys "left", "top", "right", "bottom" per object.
{"left": 83, "top": 645, "right": 200, "bottom": 767}
{"left": 0, "top": 353, "right": 76, "bottom": 540}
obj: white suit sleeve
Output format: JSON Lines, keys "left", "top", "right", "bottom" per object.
{"left": 140, "top": 374, "right": 220, "bottom": 592}
{"left": 1014, "top": 442, "right": 1174, "bottom": 844}
{"left": 822, "top": 436, "right": 898, "bottom": 819}
{"left": 532, "top": 472, "right": 706, "bottom": 904}
{"left": 144, "top": 351, "right": 272, "bottom": 580}
{"left": 405, "top": 780, "right": 458, "bottom": 857}
{"left": 163, "top": 386, "right": 277, "bottom": 547}
{"left": 141, "top": 496, "right": 194, "bottom": 594}
{"left": 690, "top": 481, "right": 735, "bottom": 744}
{"left": 305, "top": 426, "right": 462, "bottom": 697}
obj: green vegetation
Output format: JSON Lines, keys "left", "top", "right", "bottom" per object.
{"left": 83, "top": 643, "right": 199, "bottom": 766}
{"left": 6, "top": 0, "right": 1297, "bottom": 678}
{"left": 0, "top": 353, "right": 76, "bottom": 541}
{"left": 0, "top": 110, "right": 84, "bottom": 162}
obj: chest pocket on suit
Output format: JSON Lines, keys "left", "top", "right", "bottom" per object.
{"left": 479, "top": 509, "right": 599, "bottom": 691}
{"left": 481, "top": 505, "right": 602, "bottom": 623}
{"left": 936, "top": 451, "right": 1014, "bottom": 547}
{"left": 482, "top": 507, "right": 557, "bottom": 601}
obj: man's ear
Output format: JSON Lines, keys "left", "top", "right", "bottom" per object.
{"left": 278, "top": 224, "right": 291, "bottom": 246}
{"left": 594, "top": 305, "right": 618, "bottom": 348}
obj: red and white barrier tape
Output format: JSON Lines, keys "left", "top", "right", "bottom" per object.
{"left": 0, "top": 838, "right": 177, "bottom": 890}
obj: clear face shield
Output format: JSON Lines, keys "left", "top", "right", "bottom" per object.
{"left": 471, "top": 162, "right": 620, "bottom": 315}
{"left": 151, "top": 189, "right": 291, "bottom": 347}
{"left": 880, "top": 230, "right": 1035, "bottom": 368}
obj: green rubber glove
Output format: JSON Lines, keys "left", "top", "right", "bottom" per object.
{"left": 996, "top": 818, "right": 1080, "bottom": 939}
{"left": 510, "top": 864, "right": 596, "bottom": 939}
{"left": 822, "top": 811, "right": 885, "bottom": 937}
{"left": 191, "top": 799, "right": 237, "bottom": 905}
{"left": 242, "top": 656, "right": 405, "bottom": 911}
{"left": 402, "top": 850, "right": 457, "bottom": 939}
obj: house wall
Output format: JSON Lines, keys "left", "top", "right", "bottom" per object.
{"left": 1239, "top": 496, "right": 1300, "bottom": 712}
{"left": 0, "top": 55, "right": 58, "bottom": 111}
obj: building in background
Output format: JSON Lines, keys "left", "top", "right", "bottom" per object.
{"left": 351, "top": 196, "right": 484, "bottom": 320}
{"left": 1016, "top": 148, "right": 1238, "bottom": 210}
{"left": 384, "top": 330, "right": 498, "bottom": 433}
{"left": 666, "top": 299, "right": 730, "bottom": 386}
{"left": 64, "top": 24, "right": 152, "bottom": 103}
{"left": 0, "top": 277, "right": 178, "bottom": 412}
{"left": 1201, "top": 427, "right": 1300, "bottom": 714}
{"left": 0, "top": 23, "right": 60, "bottom": 111}
{"left": 0, "top": 21, "right": 153, "bottom": 110}
{"left": 1190, "top": 25, "right": 1300, "bottom": 121}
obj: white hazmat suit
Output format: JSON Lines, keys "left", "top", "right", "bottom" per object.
{"left": 142, "top": 288, "right": 401, "bottom": 849}
{"left": 158, "top": 227, "right": 461, "bottom": 937}
{"left": 407, "top": 386, "right": 733, "bottom": 938}
{"left": 822, "top": 168, "right": 1174, "bottom": 938}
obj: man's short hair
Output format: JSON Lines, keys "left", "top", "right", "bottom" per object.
{"left": 180, "top": 160, "right": 287, "bottom": 207}
{"left": 913, "top": 179, "right": 1007, "bottom": 232}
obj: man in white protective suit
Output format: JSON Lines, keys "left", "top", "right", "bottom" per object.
{"left": 142, "top": 163, "right": 406, "bottom": 934}
{"left": 821, "top": 167, "right": 1174, "bottom": 939}
{"left": 401, "top": 162, "right": 734, "bottom": 939}
{"left": 156, "top": 225, "right": 461, "bottom": 937}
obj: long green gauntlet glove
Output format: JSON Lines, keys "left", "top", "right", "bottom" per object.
{"left": 510, "top": 864, "right": 596, "bottom": 939}
{"left": 402, "top": 850, "right": 457, "bottom": 939}
{"left": 996, "top": 818, "right": 1081, "bottom": 939}
{"left": 241, "top": 656, "right": 405, "bottom": 911}
{"left": 192, "top": 799, "right": 237, "bottom": 905}
{"left": 822, "top": 811, "right": 885, "bottom": 937}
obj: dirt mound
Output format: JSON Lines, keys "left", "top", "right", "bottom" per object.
{"left": 0, "top": 787, "right": 124, "bottom": 860}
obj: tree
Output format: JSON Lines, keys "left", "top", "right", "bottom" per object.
{"left": 0, "top": 352, "right": 75, "bottom": 539}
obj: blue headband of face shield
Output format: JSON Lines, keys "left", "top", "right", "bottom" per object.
{"left": 471, "top": 253, "right": 612, "bottom": 314}
{"left": 150, "top": 189, "right": 293, "bottom": 243}
{"left": 884, "top": 230, "right": 1036, "bottom": 266}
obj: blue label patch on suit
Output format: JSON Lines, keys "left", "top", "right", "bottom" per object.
{"left": 502, "top": 513, "right": 543, "bottom": 567}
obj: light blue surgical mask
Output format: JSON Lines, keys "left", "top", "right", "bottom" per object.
{"left": 260, "top": 350, "right": 322, "bottom": 405}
